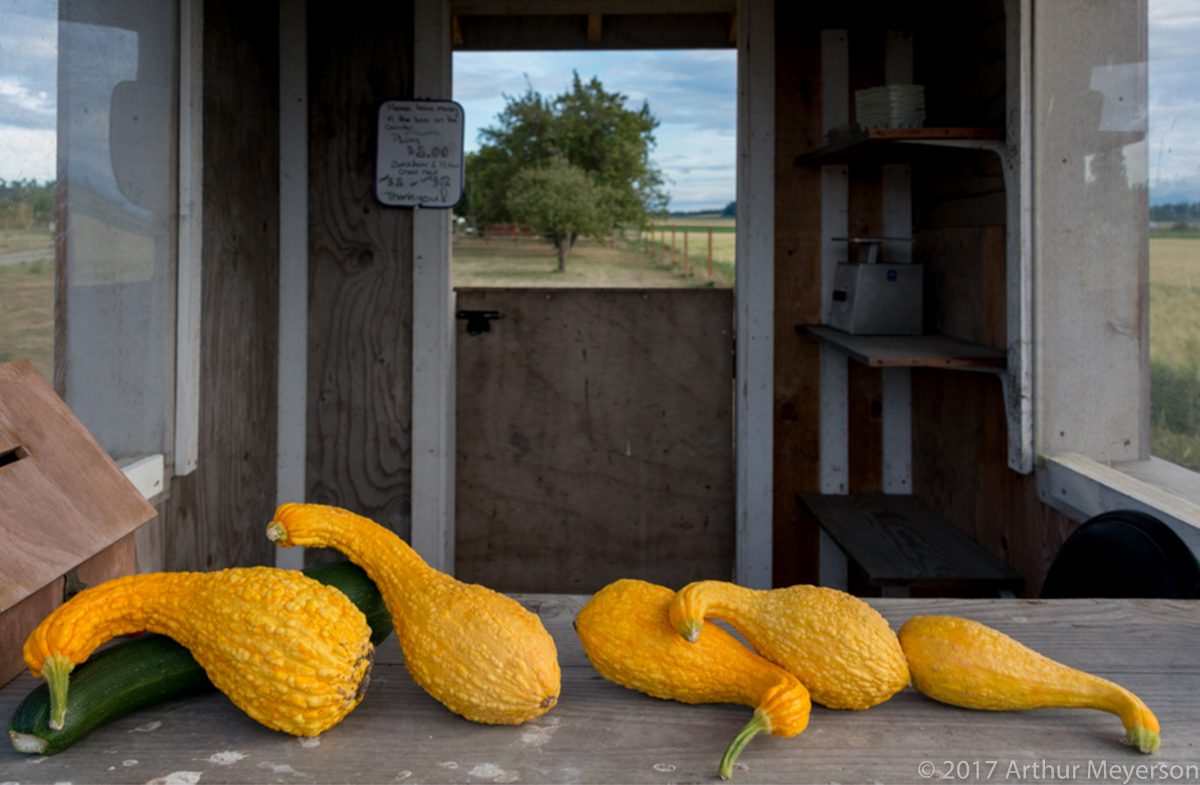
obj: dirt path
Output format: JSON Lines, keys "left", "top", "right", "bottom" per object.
{"left": 0, "top": 248, "right": 54, "bottom": 267}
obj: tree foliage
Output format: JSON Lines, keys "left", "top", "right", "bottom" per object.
{"left": 0, "top": 178, "right": 56, "bottom": 229}
{"left": 1150, "top": 201, "right": 1200, "bottom": 225}
{"left": 463, "top": 72, "right": 668, "bottom": 244}
{"left": 507, "top": 157, "right": 610, "bottom": 271}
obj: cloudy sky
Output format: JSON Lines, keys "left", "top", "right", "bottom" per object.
{"left": 1, "top": 1, "right": 1198, "bottom": 210}
{"left": 454, "top": 50, "right": 736, "bottom": 212}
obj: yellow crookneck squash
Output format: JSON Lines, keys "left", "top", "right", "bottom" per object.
{"left": 577, "top": 579, "right": 810, "bottom": 780}
{"left": 268, "top": 503, "right": 560, "bottom": 725}
{"left": 899, "top": 614, "right": 1161, "bottom": 753}
{"left": 670, "top": 580, "right": 909, "bottom": 710}
{"left": 22, "top": 567, "right": 373, "bottom": 737}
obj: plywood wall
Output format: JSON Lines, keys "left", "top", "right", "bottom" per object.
{"left": 455, "top": 289, "right": 734, "bottom": 594}
{"left": 163, "top": 0, "right": 281, "bottom": 570}
{"left": 305, "top": 2, "right": 415, "bottom": 559}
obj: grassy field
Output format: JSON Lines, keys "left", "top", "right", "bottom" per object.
{"left": 453, "top": 234, "right": 724, "bottom": 288}
{"left": 641, "top": 219, "right": 736, "bottom": 285}
{"left": 0, "top": 228, "right": 55, "bottom": 255}
{"left": 0, "top": 257, "right": 55, "bottom": 382}
{"left": 1148, "top": 236, "right": 1200, "bottom": 470}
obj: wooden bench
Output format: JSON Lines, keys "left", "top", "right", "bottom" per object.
{"left": 799, "top": 493, "right": 1024, "bottom": 597}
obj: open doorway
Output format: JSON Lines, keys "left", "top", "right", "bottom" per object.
{"left": 450, "top": 45, "right": 739, "bottom": 592}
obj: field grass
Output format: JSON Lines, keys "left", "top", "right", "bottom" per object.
{"left": 0, "top": 259, "right": 55, "bottom": 382}
{"left": 0, "top": 227, "right": 54, "bottom": 255}
{"left": 640, "top": 223, "right": 736, "bottom": 285}
{"left": 1149, "top": 236, "right": 1200, "bottom": 471}
{"left": 452, "top": 235, "right": 719, "bottom": 288}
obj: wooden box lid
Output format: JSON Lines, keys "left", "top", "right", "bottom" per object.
{"left": 0, "top": 360, "right": 156, "bottom": 614}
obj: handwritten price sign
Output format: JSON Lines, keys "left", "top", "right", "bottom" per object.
{"left": 375, "top": 100, "right": 465, "bottom": 208}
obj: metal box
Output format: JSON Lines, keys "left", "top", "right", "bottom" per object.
{"left": 829, "top": 263, "right": 924, "bottom": 335}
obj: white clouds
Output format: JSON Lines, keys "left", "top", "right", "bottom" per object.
{"left": 0, "top": 75, "right": 54, "bottom": 116}
{"left": 0, "top": 125, "right": 55, "bottom": 180}
{"left": 453, "top": 49, "right": 737, "bottom": 210}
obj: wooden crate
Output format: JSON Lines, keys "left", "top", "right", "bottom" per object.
{"left": 0, "top": 360, "right": 156, "bottom": 685}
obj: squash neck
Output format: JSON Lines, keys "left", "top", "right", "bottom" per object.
{"left": 1089, "top": 678, "right": 1161, "bottom": 753}
{"left": 31, "top": 575, "right": 183, "bottom": 668}
{"left": 673, "top": 581, "right": 761, "bottom": 641}
{"left": 288, "top": 507, "right": 438, "bottom": 593}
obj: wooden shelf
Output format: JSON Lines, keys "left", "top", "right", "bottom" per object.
{"left": 795, "top": 127, "right": 1006, "bottom": 165}
{"left": 799, "top": 325, "right": 1006, "bottom": 369}
{"left": 799, "top": 493, "right": 1023, "bottom": 593}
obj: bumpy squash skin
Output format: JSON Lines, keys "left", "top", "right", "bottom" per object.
{"left": 268, "top": 503, "right": 560, "bottom": 726}
{"left": 577, "top": 579, "right": 810, "bottom": 779}
{"left": 671, "top": 581, "right": 909, "bottom": 710}
{"left": 899, "top": 615, "right": 1161, "bottom": 753}
{"left": 23, "top": 567, "right": 374, "bottom": 738}
{"left": 9, "top": 560, "right": 392, "bottom": 756}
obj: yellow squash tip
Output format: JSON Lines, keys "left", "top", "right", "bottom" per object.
{"left": 679, "top": 618, "right": 702, "bottom": 643}
{"left": 1127, "top": 726, "right": 1161, "bottom": 754}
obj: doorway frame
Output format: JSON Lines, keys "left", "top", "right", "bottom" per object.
{"left": 408, "top": 0, "right": 776, "bottom": 586}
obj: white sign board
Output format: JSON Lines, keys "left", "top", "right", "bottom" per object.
{"left": 375, "top": 100, "right": 465, "bottom": 208}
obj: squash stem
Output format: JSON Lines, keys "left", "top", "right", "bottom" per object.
{"left": 266, "top": 520, "right": 289, "bottom": 545}
{"left": 1127, "top": 726, "right": 1161, "bottom": 754}
{"left": 679, "top": 618, "right": 702, "bottom": 643}
{"left": 719, "top": 711, "right": 769, "bottom": 780}
{"left": 42, "top": 654, "right": 74, "bottom": 731}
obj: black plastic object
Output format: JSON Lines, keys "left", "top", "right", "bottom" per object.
{"left": 1041, "top": 510, "right": 1200, "bottom": 599}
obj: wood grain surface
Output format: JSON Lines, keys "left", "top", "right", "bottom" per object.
{"left": 0, "top": 360, "right": 153, "bottom": 608}
{"left": 799, "top": 493, "right": 1022, "bottom": 592}
{"left": 771, "top": 18, "right": 823, "bottom": 587}
{"left": 1, "top": 595, "right": 1197, "bottom": 785}
{"left": 455, "top": 289, "right": 733, "bottom": 593}
{"left": 163, "top": 0, "right": 280, "bottom": 571}
{"left": 305, "top": 3, "right": 415, "bottom": 553}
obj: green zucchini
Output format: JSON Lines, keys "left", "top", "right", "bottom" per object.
{"left": 8, "top": 560, "right": 392, "bottom": 755}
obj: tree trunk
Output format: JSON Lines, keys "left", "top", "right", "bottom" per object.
{"left": 556, "top": 231, "right": 573, "bottom": 272}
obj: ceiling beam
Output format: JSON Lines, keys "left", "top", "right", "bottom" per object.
{"left": 452, "top": 0, "right": 734, "bottom": 15}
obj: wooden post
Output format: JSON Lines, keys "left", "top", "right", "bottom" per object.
{"left": 671, "top": 226, "right": 677, "bottom": 266}
{"left": 707, "top": 227, "right": 714, "bottom": 279}
{"left": 683, "top": 229, "right": 690, "bottom": 275}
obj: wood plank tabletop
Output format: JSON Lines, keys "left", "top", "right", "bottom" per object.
{"left": 2, "top": 595, "right": 1198, "bottom": 785}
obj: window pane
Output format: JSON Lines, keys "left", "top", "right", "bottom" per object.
{"left": 0, "top": 0, "right": 177, "bottom": 461}
{"left": 1149, "top": 0, "right": 1200, "bottom": 472}
{"left": 0, "top": 0, "right": 57, "bottom": 383}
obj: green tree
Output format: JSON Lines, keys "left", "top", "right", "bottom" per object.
{"left": 465, "top": 72, "right": 668, "bottom": 235}
{"left": 507, "top": 157, "right": 610, "bottom": 271}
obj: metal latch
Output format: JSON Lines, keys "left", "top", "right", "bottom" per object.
{"left": 456, "top": 309, "right": 504, "bottom": 336}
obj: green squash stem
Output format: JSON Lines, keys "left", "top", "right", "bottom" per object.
{"left": 719, "top": 710, "right": 770, "bottom": 780}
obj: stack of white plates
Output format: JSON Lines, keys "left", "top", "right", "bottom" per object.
{"left": 854, "top": 84, "right": 925, "bottom": 129}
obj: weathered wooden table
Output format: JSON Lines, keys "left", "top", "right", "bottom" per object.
{"left": 2, "top": 596, "right": 1198, "bottom": 785}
